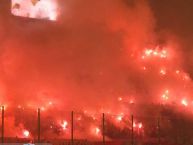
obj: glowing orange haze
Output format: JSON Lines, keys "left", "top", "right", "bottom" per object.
{"left": 0, "top": 0, "right": 193, "bottom": 140}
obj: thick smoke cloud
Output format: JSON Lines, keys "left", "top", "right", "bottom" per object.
{"left": 0, "top": 0, "right": 192, "bottom": 139}
{"left": 150, "top": 0, "right": 193, "bottom": 76}
{"left": 0, "top": 0, "right": 156, "bottom": 109}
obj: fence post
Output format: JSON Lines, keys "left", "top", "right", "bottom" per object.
{"left": 38, "top": 108, "right": 40, "bottom": 143}
{"left": 158, "top": 117, "right": 161, "bottom": 145}
{"left": 1, "top": 106, "right": 4, "bottom": 143}
{"left": 71, "top": 111, "right": 74, "bottom": 145}
{"left": 102, "top": 113, "right": 105, "bottom": 145}
{"left": 131, "top": 115, "right": 134, "bottom": 145}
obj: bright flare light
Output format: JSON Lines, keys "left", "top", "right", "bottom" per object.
{"left": 142, "top": 47, "right": 168, "bottom": 59}
{"left": 91, "top": 126, "right": 101, "bottom": 136}
{"left": 61, "top": 120, "right": 68, "bottom": 130}
{"left": 48, "top": 101, "right": 53, "bottom": 105}
{"left": 129, "top": 99, "right": 134, "bottom": 104}
{"left": 41, "top": 107, "right": 45, "bottom": 111}
{"left": 143, "top": 66, "right": 147, "bottom": 71}
{"left": 23, "top": 130, "right": 30, "bottom": 138}
{"left": 95, "top": 127, "right": 100, "bottom": 135}
{"left": 176, "top": 70, "right": 180, "bottom": 74}
{"left": 160, "top": 68, "right": 166, "bottom": 75}
{"left": 133, "top": 122, "right": 136, "bottom": 128}
{"left": 117, "top": 115, "right": 123, "bottom": 121}
{"left": 161, "top": 90, "right": 169, "bottom": 101}
{"left": 118, "top": 97, "right": 123, "bottom": 101}
{"left": 181, "top": 99, "right": 188, "bottom": 107}
{"left": 183, "top": 74, "right": 190, "bottom": 81}
{"left": 11, "top": 0, "right": 58, "bottom": 21}
{"left": 138, "top": 123, "right": 143, "bottom": 129}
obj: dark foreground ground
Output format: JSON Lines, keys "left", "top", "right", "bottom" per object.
{"left": 2, "top": 137, "right": 176, "bottom": 145}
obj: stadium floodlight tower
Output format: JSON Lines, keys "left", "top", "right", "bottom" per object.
{"left": 11, "top": 0, "right": 58, "bottom": 21}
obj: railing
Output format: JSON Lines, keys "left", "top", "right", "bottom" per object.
{"left": 0, "top": 106, "right": 192, "bottom": 145}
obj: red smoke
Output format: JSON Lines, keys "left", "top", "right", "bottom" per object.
{"left": 0, "top": 0, "right": 192, "bottom": 141}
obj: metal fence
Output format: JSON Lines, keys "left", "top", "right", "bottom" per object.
{"left": 1, "top": 106, "right": 193, "bottom": 145}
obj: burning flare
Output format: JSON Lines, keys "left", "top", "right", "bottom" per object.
{"left": 11, "top": 0, "right": 58, "bottom": 21}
